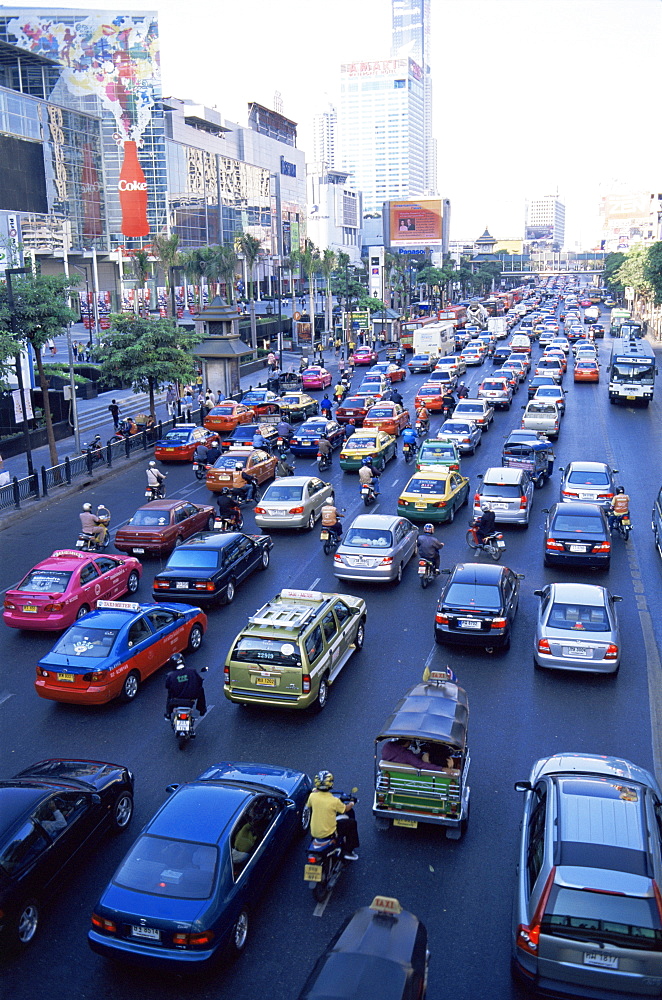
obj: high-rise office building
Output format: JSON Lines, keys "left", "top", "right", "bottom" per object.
{"left": 391, "top": 0, "right": 436, "bottom": 195}
{"left": 524, "top": 195, "right": 566, "bottom": 250}
{"left": 312, "top": 103, "right": 337, "bottom": 168}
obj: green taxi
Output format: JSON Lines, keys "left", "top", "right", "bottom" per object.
{"left": 339, "top": 428, "right": 397, "bottom": 472}
{"left": 397, "top": 468, "right": 470, "bottom": 523}
{"left": 416, "top": 437, "right": 461, "bottom": 472}
{"left": 223, "top": 588, "right": 367, "bottom": 711}
{"left": 277, "top": 392, "right": 319, "bottom": 421}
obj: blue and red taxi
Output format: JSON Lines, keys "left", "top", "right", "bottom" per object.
{"left": 239, "top": 389, "right": 281, "bottom": 415}
{"left": 3, "top": 550, "right": 142, "bottom": 632}
{"left": 153, "top": 424, "right": 214, "bottom": 462}
{"left": 35, "top": 600, "right": 207, "bottom": 705}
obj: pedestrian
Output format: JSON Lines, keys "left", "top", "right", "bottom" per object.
{"left": 71, "top": 340, "right": 79, "bottom": 361}
{"left": 204, "top": 389, "right": 215, "bottom": 412}
{"left": 348, "top": 339, "right": 356, "bottom": 355}
{"left": 108, "top": 399, "right": 120, "bottom": 430}
{"left": 47, "top": 338, "right": 56, "bottom": 356}
{"left": 338, "top": 356, "right": 346, "bottom": 376}
{"left": 334, "top": 337, "right": 341, "bottom": 356}
{"left": 181, "top": 391, "right": 194, "bottom": 420}
{"left": 165, "top": 385, "right": 177, "bottom": 417}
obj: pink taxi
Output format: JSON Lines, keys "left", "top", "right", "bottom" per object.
{"left": 301, "top": 366, "right": 332, "bottom": 390}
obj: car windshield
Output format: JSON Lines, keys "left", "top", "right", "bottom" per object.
{"left": 113, "top": 834, "right": 218, "bottom": 900}
{"left": 17, "top": 569, "right": 72, "bottom": 593}
{"left": 129, "top": 511, "right": 171, "bottom": 526}
{"left": 344, "top": 527, "right": 394, "bottom": 548}
{"left": 407, "top": 477, "right": 446, "bottom": 495}
{"left": 163, "top": 431, "right": 191, "bottom": 444}
{"left": 547, "top": 601, "right": 609, "bottom": 631}
{"left": 263, "top": 485, "right": 304, "bottom": 501}
{"left": 348, "top": 438, "right": 377, "bottom": 449}
{"left": 52, "top": 625, "right": 119, "bottom": 658}
{"left": 214, "top": 455, "right": 244, "bottom": 469}
{"left": 612, "top": 362, "right": 655, "bottom": 383}
{"left": 567, "top": 470, "right": 609, "bottom": 486}
{"left": 445, "top": 583, "right": 500, "bottom": 610}
{"left": 552, "top": 513, "right": 604, "bottom": 533}
{"left": 234, "top": 636, "right": 302, "bottom": 667}
{"left": 165, "top": 551, "right": 219, "bottom": 569}
{"left": 542, "top": 886, "right": 662, "bottom": 952}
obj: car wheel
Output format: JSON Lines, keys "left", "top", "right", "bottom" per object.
{"left": 187, "top": 623, "right": 204, "bottom": 650}
{"left": 125, "top": 570, "right": 140, "bottom": 595}
{"left": 76, "top": 603, "right": 90, "bottom": 620}
{"left": 227, "top": 909, "right": 249, "bottom": 959}
{"left": 307, "top": 511, "right": 316, "bottom": 530}
{"left": 174, "top": 536, "right": 183, "bottom": 547}
{"left": 206, "top": 515, "right": 214, "bottom": 530}
{"left": 313, "top": 675, "right": 329, "bottom": 713}
{"left": 299, "top": 804, "right": 311, "bottom": 837}
{"left": 394, "top": 562, "right": 403, "bottom": 585}
{"left": 12, "top": 899, "right": 39, "bottom": 948}
{"left": 120, "top": 670, "right": 140, "bottom": 703}
{"left": 224, "top": 579, "right": 236, "bottom": 605}
{"left": 261, "top": 548, "right": 270, "bottom": 570}
{"left": 110, "top": 791, "right": 134, "bottom": 832}
{"left": 354, "top": 621, "right": 365, "bottom": 650}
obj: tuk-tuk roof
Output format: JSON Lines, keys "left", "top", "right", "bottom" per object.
{"left": 503, "top": 439, "right": 550, "bottom": 454}
{"left": 375, "top": 680, "right": 469, "bottom": 749}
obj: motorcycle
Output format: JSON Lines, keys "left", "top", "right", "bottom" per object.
{"left": 214, "top": 510, "right": 244, "bottom": 532}
{"left": 167, "top": 668, "right": 208, "bottom": 750}
{"left": 304, "top": 790, "right": 358, "bottom": 902}
{"left": 415, "top": 419, "right": 429, "bottom": 438}
{"left": 465, "top": 521, "right": 506, "bottom": 560}
{"left": 361, "top": 482, "right": 377, "bottom": 507}
{"left": 194, "top": 460, "right": 208, "bottom": 481}
{"left": 403, "top": 441, "right": 415, "bottom": 464}
{"left": 609, "top": 510, "right": 632, "bottom": 540}
{"left": 317, "top": 451, "right": 333, "bottom": 473}
{"left": 145, "top": 473, "right": 167, "bottom": 501}
{"left": 417, "top": 557, "right": 437, "bottom": 589}
{"left": 76, "top": 504, "right": 111, "bottom": 551}
{"left": 82, "top": 435, "right": 104, "bottom": 466}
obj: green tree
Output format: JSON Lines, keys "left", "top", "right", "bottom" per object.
{"left": 644, "top": 242, "right": 662, "bottom": 304}
{"left": 319, "top": 248, "right": 337, "bottom": 335}
{"left": 151, "top": 233, "right": 180, "bottom": 316}
{"left": 131, "top": 248, "right": 152, "bottom": 317}
{"left": 298, "top": 240, "right": 321, "bottom": 346}
{"left": 614, "top": 244, "right": 651, "bottom": 300}
{"left": 212, "top": 244, "right": 239, "bottom": 304}
{"left": 235, "top": 233, "right": 262, "bottom": 352}
{"left": 0, "top": 273, "right": 77, "bottom": 466}
{"left": 180, "top": 247, "right": 214, "bottom": 311}
{"left": 603, "top": 252, "right": 626, "bottom": 297}
{"left": 96, "top": 314, "right": 203, "bottom": 419}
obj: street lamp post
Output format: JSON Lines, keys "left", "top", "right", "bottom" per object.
{"left": 6, "top": 267, "right": 34, "bottom": 475}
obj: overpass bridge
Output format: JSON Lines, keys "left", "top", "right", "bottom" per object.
{"left": 498, "top": 252, "right": 606, "bottom": 276}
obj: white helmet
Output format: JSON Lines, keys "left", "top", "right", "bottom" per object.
{"left": 82, "top": 503, "right": 92, "bottom": 512}
{"left": 149, "top": 461, "right": 156, "bottom": 468}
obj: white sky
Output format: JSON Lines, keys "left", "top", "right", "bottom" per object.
{"left": 11, "top": 0, "right": 662, "bottom": 246}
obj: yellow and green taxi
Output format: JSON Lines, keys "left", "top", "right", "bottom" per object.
{"left": 276, "top": 392, "right": 319, "bottom": 422}
{"left": 397, "top": 468, "right": 470, "bottom": 523}
{"left": 416, "top": 438, "right": 461, "bottom": 472}
{"left": 339, "top": 428, "right": 397, "bottom": 472}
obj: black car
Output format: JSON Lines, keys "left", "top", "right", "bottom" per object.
{"left": 542, "top": 501, "right": 611, "bottom": 569}
{"left": 152, "top": 531, "right": 272, "bottom": 604}
{"left": 434, "top": 562, "right": 521, "bottom": 651}
{"left": 219, "top": 423, "right": 279, "bottom": 452}
{"left": 0, "top": 758, "right": 134, "bottom": 949}
{"left": 297, "top": 896, "right": 429, "bottom": 1000}
{"left": 527, "top": 374, "right": 557, "bottom": 399}
{"left": 492, "top": 346, "right": 512, "bottom": 366}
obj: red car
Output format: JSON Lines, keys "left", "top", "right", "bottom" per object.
{"left": 414, "top": 384, "right": 446, "bottom": 412}
{"left": 574, "top": 359, "right": 600, "bottom": 382}
{"left": 3, "top": 550, "right": 142, "bottom": 631}
{"left": 579, "top": 298, "right": 592, "bottom": 308}
{"left": 154, "top": 424, "right": 214, "bottom": 462}
{"left": 370, "top": 362, "right": 407, "bottom": 382}
{"left": 353, "top": 347, "right": 378, "bottom": 366}
{"left": 204, "top": 401, "right": 255, "bottom": 434}
{"left": 335, "top": 395, "right": 377, "bottom": 426}
{"left": 114, "top": 500, "right": 215, "bottom": 557}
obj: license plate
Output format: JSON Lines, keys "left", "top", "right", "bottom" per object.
{"left": 131, "top": 925, "right": 160, "bottom": 941}
{"left": 271, "top": 509, "right": 288, "bottom": 516}
{"left": 627, "top": 395, "right": 636, "bottom": 400}
{"left": 175, "top": 719, "right": 189, "bottom": 731}
{"left": 57, "top": 673, "right": 75, "bottom": 682}
{"left": 75, "top": 539, "right": 85, "bottom": 548}
{"left": 569, "top": 544, "right": 587, "bottom": 552}
{"left": 133, "top": 548, "right": 145, "bottom": 554}
{"left": 564, "top": 646, "right": 591, "bottom": 657}
{"left": 175, "top": 582, "right": 188, "bottom": 590}
{"left": 23, "top": 605, "right": 38, "bottom": 613}
{"left": 415, "top": 502, "right": 427, "bottom": 509}
{"left": 394, "top": 817, "right": 418, "bottom": 828}
{"left": 459, "top": 619, "right": 482, "bottom": 629}
{"left": 320, "top": 530, "right": 329, "bottom": 539}
{"left": 491, "top": 503, "right": 508, "bottom": 509}
{"left": 584, "top": 952, "right": 618, "bottom": 969}
{"left": 166, "top": 448, "right": 175, "bottom": 452}
{"left": 497, "top": 539, "right": 506, "bottom": 549}
{"left": 579, "top": 493, "right": 595, "bottom": 500}
{"left": 305, "top": 864, "right": 323, "bottom": 881}
{"left": 255, "top": 676, "right": 277, "bottom": 687}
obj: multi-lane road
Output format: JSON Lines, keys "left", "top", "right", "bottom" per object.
{"left": 2, "top": 301, "right": 662, "bottom": 999}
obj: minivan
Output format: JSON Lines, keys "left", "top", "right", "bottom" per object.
{"left": 473, "top": 467, "right": 534, "bottom": 525}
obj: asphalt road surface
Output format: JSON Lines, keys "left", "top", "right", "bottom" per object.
{"left": 2, "top": 297, "right": 661, "bottom": 1000}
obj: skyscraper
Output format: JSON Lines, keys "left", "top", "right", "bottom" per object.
{"left": 391, "top": 0, "right": 436, "bottom": 196}
{"left": 312, "top": 103, "right": 337, "bottom": 167}
{"left": 525, "top": 195, "right": 566, "bottom": 250}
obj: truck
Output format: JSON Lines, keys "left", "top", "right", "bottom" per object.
{"left": 487, "top": 316, "right": 508, "bottom": 340}
{"left": 412, "top": 321, "right": 455, "bottom": 359}
{"left": 466, "top": 301, "right": 488, "bottom": 330}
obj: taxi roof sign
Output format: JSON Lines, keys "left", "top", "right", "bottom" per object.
{"left": 51, "top": 550, "right": 90, "bottom": 559}
{"left": 96, "top": 600, "right": 141, "bottom": 612}
{"left": 369, "top": 896, "right": 402, "bottom": 916}
{"left": 280, "top": 588, "right": 324, "bottom": 601}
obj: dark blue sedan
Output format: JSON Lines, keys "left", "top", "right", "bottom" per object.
{"left": 88, "top": 762, "right": 312, "bottom": 969}
{"left": 290, "top": 418, "right": 344, "bottom": 456}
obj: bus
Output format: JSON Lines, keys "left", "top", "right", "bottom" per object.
{"left": 618, "top": 319, "right": 643, "bottom": 339}
{"left": 608, "top": 338, "right": 657, "bottom": 407}
{"left": 609, "top": 308, "right": 631, "bottom": 336}
{"left": 482, "top": 298, "right": 505, "bottom": 318}
{"left": 437, "top": 305, "right": 467, "bottom": 329}
{"left": 400, "top": 317, "right": 438, "bottom": 352}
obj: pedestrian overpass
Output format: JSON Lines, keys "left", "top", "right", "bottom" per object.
{"left": 498, "top": 252, "right": 606, "bottom": 277}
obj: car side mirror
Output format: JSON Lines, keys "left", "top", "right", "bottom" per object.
{"left": 91, "top": 793, "right": 101, "bottom": 805}
{"left": 284, "top": 798, "right": 297, "bottom": 810}
{"left": 533, "top": 588, "right": 544, "bottom": 597}
{"left": 612, "top": 595, "right": 623, "bottom": 602}
{"left": 165, "top": 784, "right": 180, "bottom": 794}
{"left": 541, "top": 508, "right": 550, "bottom": 514}
{"left": 514, "top": 781, "right": 532, "bottom": 793}
{"left": 349, "top": 606, "right": 361, "bottom": 615}
{"left": 516, "top": 574, "right": 525, "bottom": 580}
{"left": 611, "top": 469, "right": 619, "bottom": 474}
{"left": 201, "top": 666, "right": 209, "bottom": 673}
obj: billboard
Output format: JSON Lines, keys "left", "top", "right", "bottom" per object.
{"left": 387, "top": 199, "right": 442, "bottom": 248}
{"left": 0, "top": 136, "right": 47, "bottom": 214}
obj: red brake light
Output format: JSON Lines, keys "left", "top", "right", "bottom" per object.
{"left": 491, "top": 618, "right": 507, "bottom": 629}
{"left": 302, "top": 674, "right": 311, "bottom": 694}
{"left": 177, "top": 713, "right": 189, "bottom": 720}
{"left": 435, "top": 613, "right": 448, "bottom": 624}
{"left": 520, "top": 496, "right": 528, "bottom": 509}
{"left": 516, "top": 867, "right": 556, "bottom": 956}
{"left": 289, "top": 506, "right": 304, "bottom": 514}
{"left": 91, "top": 913, "right": 117, "bottom": 934}
{"left": 154, "top": 580, "right": 169, "bottom": 589}
{"left": 473, "top": 492, "right": 480, "bottom": 505}
{"left": 546, "top": 539, "right": 564, "bottom": 551}
{"left": 254, "top": 506, "right": 266, "bottom": 514}
{"left": 223, "top": 664, "right": 230, "bottom": 686}
{"left": 307, "top": 855, "right": 318, "bottom": 864}
{"left": 3, "top": 600, "right": 15, "bottom": 610}
{"left": 43, "top": 602, "right": 64, "bottom": 611}
{"left": 605, "top": 644, "right": 619, "bottom": 660}
{"left": 593, "top": 541, "right": 611, "bottom": 553}
{"left": 537, "top": 638, "right": 551, "bottom": 653}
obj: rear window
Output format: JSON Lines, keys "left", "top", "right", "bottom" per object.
{"left": 481, "top": 484, "right": 522, "bottom": 499}
{"left": 52, "top": 625, "right": 119, "bottom": 658}
{"left": 567, "top": 471, "right": 609, "bottom": 486}
{"left": 263, "top": 485, "right": 304, "bottom": 501}
{"left": 444, "top": 583, "right": 500, "bottom": 610}
{"left": 344, "top": 527, "right": 393, "bottom": 548}
{"left": 368, "top": 408, "right": 393, "bottom": 418}
{"left": 552, "top": 513, "right": 604, "bottom": 534}
{"left": 407, "top": 477, "right": 446, "bottom": 495}
{"left": 342, "top": 398, "right": 366, "bottom": 408}
{"left": 113, "top": 835, "right": 218, "bottom": 900}
{"left": 411, "top": 355, "right": 430, "bottom": 362}
{"left": 233, "top": 636, "right": 302, "bottom": 667}
{"left": 163, "top": 431, "right": 191, "bottom": 444}
{"left": 547, "top": 601, "right": 608, "bottom": 631}
{"left": 542, "top": 886, "right": 662, "bottom": 952}
{"left": 419, "top": 444, "right": 455, "bottom": 461}
{"left": 17, "top": 569, "right": 72, "bottom": 593}
{"left": 348, "top": 437, "right": 377, "bottom": 450}
{"left": 482, "top": 381, "right": 507, "bottom": 391}
{"left": 165, "top": 551, "right": 219, "bottom": 570}
{"left": 129, "top": 510, "right": 170, "bottom": 526}
{"left": 214, "top": 455, "right": 244, "bottom": 469}
{"left": 211, "top": 407, "right": 234, "bottom": 415}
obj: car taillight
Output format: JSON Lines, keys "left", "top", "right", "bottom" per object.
{"left": 605, "top": 644, "right": 619, "bottom": 660}
{"left": 43, "top": 602, "right": 64, "bottom": 611}
{"left": 154, "top": 580, "right": 170, "bottom": 589}
{"left": 289, "top": 506, "right": 304, "bottom": 514}
{"left": 254, "top": 506, "right": 266, "bottom": 514}
{"left": 91, "top": 913, "right": 117, "bottom": 934}
{"left": 598, "top": 493, "right": 613, "bottom": 500}
{"left": 593, "top": 542, "right": 611, "bottom": 552}
{"left": 333, "top": 555, "right": 342, "bottom": 562}
{"left": 450, "top": 463, "right": 459, "bottom": 470}
{"left": 462, "top": 437, "right": 470, "bottom": 443}
{"left": 435, "top": 613, "right": 448, "bottom": 624}
{"left": 563, "top": 491, "right": 579, "bottom": 498}
{"left": 537, "top": 638, "right": 551, "bottom": 653}
{"left": 545, "top": 538, "right": 564, "bottom": 550}
{"left": 195, "top": 581, "right": 216, "bottom": 591}
{"left": 520, "top": 496, "right": 528, "bottom": 508}
{"left": 223, "top": 665, "right": 230, "bottom": 686}
{"left": 517, "top": 868, "right": 556, "bottom": 956}
{"left": 172, "top": 930, "right": 214, "bottom": 948}
{"left": 82, "top": 671, "right": 105, "bottom": 682}
{"left": 378, "top": 557, "right": 393, "bottom": 566}
{"left": 491, "top": 618, "right": 507, "bottom": 629}
{"left": 3, "top": 599, "right": 15, "bottom": 610}
{"left": 302, "top": 674, "right": 311, "bottom": 694}
{"left": 474, "top": 492, "right": 480, "bottom": 505}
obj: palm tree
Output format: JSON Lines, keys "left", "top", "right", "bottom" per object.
{"left": 212, "top": 244, "right": 239, "bottom": 303}
{"left": 319, "top": 248, "right": 336, "bottom": 337}
{"left": 299, "top": 240, "right": 320, "bottom": 349}
{"left": 131, "top": 248, "right": 151, "bottom": 317}
{"left": 151, "top": 233, "right": 179, "bottom": 316}
{"left": 235, "top": 233, "right": 262, "bottom": 352}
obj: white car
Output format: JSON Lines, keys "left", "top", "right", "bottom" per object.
{"left": 521, "top": 400, "right": 560, "bottom": 439}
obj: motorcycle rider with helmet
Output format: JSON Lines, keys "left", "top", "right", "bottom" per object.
{"left": 343, "top": 418, "right": 356, "bottom": 442}
{"left": 276, "top": 417, "right": 295, "bottom": 447}
{"left": 317, "top": 434, "right": 333, "bottom": 466}
{"left": 457, "top": 382, "right": 469, "bottom": 399}
{"left": 164, "top": 653, "right": 207, "bottom": 719}
{"left": 389, "top": 387, "right": 404, "bottom": 406}
{"left": 306, "top": 771, "right": 359, "bottom": 861}
{"left": 402, "top": 424, "right": 418, "bottom": 454}
{"left": 609, "top": 485, "right": 631, "bottom": 530}
{"left": 216, "top": 487, "right": 242, "bottom": 526}
{"left": 442, "top": 388, "right": 456, "bottom": 416}
{"left": 415, "top": 404, "right": 430, "bottom": 435}
{"left": 321, "top": 501, "right": 344, "bottom": 541}
{"left": 79, "top": 502, "right": 105, "bottom": 545}
{"left": 476, "top": 503, "right": 496, "bottom": 544}
{"left": 236, "top": 462, "right": 259, "bottom": 502}
{"left": 416, "top": 523, "right": 444, "bottom": 574}
{"left": 358, "top": 456, "right": 380, "bottom": 495}
{"left": 146, "top": 461, "right": 166, "bottom": 497}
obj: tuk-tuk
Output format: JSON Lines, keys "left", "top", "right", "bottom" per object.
{"left": 385, "top": 342, "right": 405, "bottom": 363}
{"left": 297, "top": 895, "right": 429, "bottom": 1000}
{"left": 501, "top": 438, "right": 553, "bottom": 488}
{"left": 267, "top": 370, "right": 303, "bottom": 394}
{"left": 373, "top": 669, "right": 470, "bottom": 839}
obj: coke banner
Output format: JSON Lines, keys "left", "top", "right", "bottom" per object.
{"left": 119, "top": 140, "right": 149, "bottom": 238}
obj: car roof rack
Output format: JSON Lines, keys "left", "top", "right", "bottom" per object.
{"left": 247, "top": 592, "right": 331, "bottom": 631}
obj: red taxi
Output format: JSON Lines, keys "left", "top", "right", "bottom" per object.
{"left": 3, "top": 550, "right": 142, "bottom": 631}
{"left": 153, "top": 424, "right": 214, "bottom": 462}
{"left": 414, "top": 384, "right": 446, "bottom": 412}
{"left": 353, "top": 346, "right": 378, "bottom": 366}
{"left": 114, "top": 500, "right": 215, "bottom": 557}
{"left": 35, "top": 600, "right": 207, "bottom": 705}
{"left": 204, "top": 401, "right": 255, "bottom": 434}
{"left": 363, "top": 402, "right": 411, "bottom": 436}
{"left": 574, "top": 358, "right": 600, "bottom": 382}
{"left": 301, "top": 366, "right": 332, "bottom": 390}
{"left": 335, "top": 395, "right": 376, "bottom": 426}
{"left": 370, "top": 362, "right": 407, "bottom": 383}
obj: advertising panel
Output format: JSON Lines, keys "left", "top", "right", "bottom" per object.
{"left": 388, "top": 199, "right": 442, "bottom": 248}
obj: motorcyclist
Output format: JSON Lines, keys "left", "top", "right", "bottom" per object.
{"left": 216, "top": 487, "right": 242, "bottom": 525}
{"left": 276, "top": 418, "right": 294, "bottom": 445}
{"left": 321, "top": 501, "right": 343, "bottom": 540}
{"left": 79, "top": 502, "right": 105, "bottom": 545}
{"left": 237, "top": 462, "right": 259, "bottom": 501}
{"left": 476, "top": 503, "right": 496, "bottom": 543}
{"left": 205, "top": 439, "right": 221, "bottom": 465}
{"left": 358, "top": 457, "right": 380, "bottom": 496}
{"left": 146, "top": 461, "right": 166, "bottom": 497}
{"left": 416, "top": 523, "right": 444, "bottom": 573}
{"left": 252, "top": 429, "right": 268, "bottom": 450}
{"left": 320, "top": 394, "right": 333, "bottom": 419}
{"left": 276, "top": 454, "right": 295, "bottom": 477}
{"left": 333, "top": 382, "right": 345, "bottom": 403}
{"left": 442, "top": 389, "right": 456, "bottom": 416}
{"left": 193, "top": 441, "right": 208, "bottom": 464}
{"left": 609, "top": 485, "right": 630, "bottom": 529}
{"left": 389, "top": 387, "right": 403, "bottom": 406}
{"left": 415, "top": 404, "right": 430, "bottom": 434}
{"left": 457, "top": 381, "right": 469, "bottom": 399}
{"left": 317, "top": 434, "right": 333, "bottom": 465}
{"left": 306, "top": 770, "right": 359, "bottom": 861}
{"left": 344, "top": 418, "right": 356, "bottom": 441}
{"left": 164, "top": 654, "right": 207, "bottom": 719}
{"left": 402, "top": 425, "right": 418, "bottom": 452}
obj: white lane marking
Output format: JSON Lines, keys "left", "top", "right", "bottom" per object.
{"left": 313, "top": 895, "right": 332, "bottom": 917}
{"left": 308, "top": 578, "right": 320, "bottom": 590}
{"left": 194, "top": 704, "right": 215, "bottom": 728}
{"left": 392, "top": 479, "right": 399, "bottom": 487}
{"left": 0, "top": 691, "right": 15, "bottom": 706}
{"left": 0, "top": 582, "right": 20, "bottom": 596}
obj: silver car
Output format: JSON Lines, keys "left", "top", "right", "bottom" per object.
{"left": 559, "top": 460, "right": 618, "bottom": 507}
{"left": 477, "top": 376, "right": 513, "bottom": 410}
{"left": 333, "top": 514, "right": 418, "bottom": 584}
{"left": 254, "top": 475, "right": 333, "bottom": 530}
{"left": 513, "top": 753, "right": 662, "bottom": 996}
{"left": 437, "top": 419, "right": 482, "bottom": 454}
{"left": 532, "top": 582, "right": 622, "bottom": 672}
{"left": 453, "top": 398, "right": 495, "bottom": 430}
{"left": 533, "top": 384, "right": 566, "bottom": 414}
{"left": 473, "top": 467, "right": 534, "bottom": 526}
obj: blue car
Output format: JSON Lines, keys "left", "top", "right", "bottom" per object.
{"left": 88, "top": 762, "right": 312, "bottom": 969}
{"left": 290, "top": 418, "right": 344, "bottom": 456}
